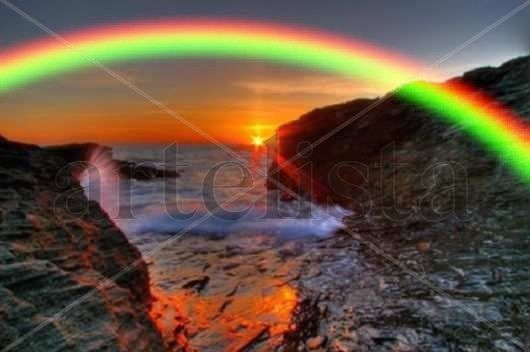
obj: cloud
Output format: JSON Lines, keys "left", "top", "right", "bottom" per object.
{"left": 234, "top": 75, "right": 385, "bottom": 97}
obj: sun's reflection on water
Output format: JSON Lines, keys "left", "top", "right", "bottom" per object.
{"left": 149, "top": 278, "right": 297, "bottom": 351}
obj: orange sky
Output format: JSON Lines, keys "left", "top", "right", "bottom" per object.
{"left": 4, "top": 110, "right": 293, "bottom": 145}
{"left": 2, "top": 96, "right": 321, "bottom": 145}
{"left": 1, "top": 60, "right": 384, "bottom": 146}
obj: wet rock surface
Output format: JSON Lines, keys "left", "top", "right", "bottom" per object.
{"left": 0, "top": 137, "right": 164, "bottom": 351}
{"left": 265, "top": 56, "right": 530, "bottom": 350}
{"left": 137, "top": 232, "right": 304, "bottom": 352}
{"left": 284, "top": 222, "right": 529, "bottom": 351}
{"left": 136, "top": 222, "right": 527, "bottom": 351}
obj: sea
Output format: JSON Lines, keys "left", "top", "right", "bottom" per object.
{"left": 80, "top": 144, "right": 348, "bottom": 240}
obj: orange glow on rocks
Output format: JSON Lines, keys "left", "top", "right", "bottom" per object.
{"left": 149, "top": 277, "right": 298, "bottom": 351}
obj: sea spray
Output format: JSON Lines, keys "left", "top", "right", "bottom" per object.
{"left": 80, "top": 144, "right": 350, "bottom": 238}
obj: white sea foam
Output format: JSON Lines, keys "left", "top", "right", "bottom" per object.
{"left": 80, "top": 145, "right": 349, "bottom": 239}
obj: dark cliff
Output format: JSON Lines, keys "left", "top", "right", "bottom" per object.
{"left": 268, "top": 56, "right": 530, "bottom": 216}
{"left": 267, "top": 56, "right": 530, "bottom": 349}
{"left": 0, "top": 137, "right": 165, "bottom": 351}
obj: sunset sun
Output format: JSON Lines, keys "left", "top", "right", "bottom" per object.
{"left": 251, "top": 135, "right": 264, "bottom": 147}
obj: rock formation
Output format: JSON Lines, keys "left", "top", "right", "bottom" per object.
{"left": 268, "top": 56, "right": 530, "bottom": 214}
{"left": 0, "top": 137, "right": 165, "bottom": 351}
{"left": 268, "top": 56, "right": 530, "bottom": 350}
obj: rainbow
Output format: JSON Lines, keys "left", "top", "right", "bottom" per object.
{"left": 0, "top": 19, "right": 528, "bottom": 184}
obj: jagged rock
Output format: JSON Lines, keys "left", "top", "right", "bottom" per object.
{"left": 118, "top": 160, "right": 180, "bottom": 180}
{"left": 269, "top": 56, "right": 530, "bottom": 350}
{"left": 268, "top": 55, "right": 530, "bottom": 211}
{"left": 0, "top": 138, "right": 164, "bottom": 351}
{"left": 181, "top": 275, "right": 210, "bottom": 292}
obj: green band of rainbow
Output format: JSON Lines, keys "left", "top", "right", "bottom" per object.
{"left": 0, "top": 19, "right": 528, "bottom": 184}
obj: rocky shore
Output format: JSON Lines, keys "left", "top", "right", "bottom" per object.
{"left": 1, "top": 55, "right": 528, "bottom": 352}
{"left": 0, "top": 137, "right": 165, "bottom": 351}
{"left": 266, "top": 56, "right": 530, "bottom": 350}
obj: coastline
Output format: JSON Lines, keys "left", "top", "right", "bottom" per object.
{"left": 266, "top": 55, "right": 530, "bottom": 350}
{"left": 0, "top": 136, "right": 165, "bottom": 351}
{"left": 0, "top": 55, "right": 528, "bottom": 351}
